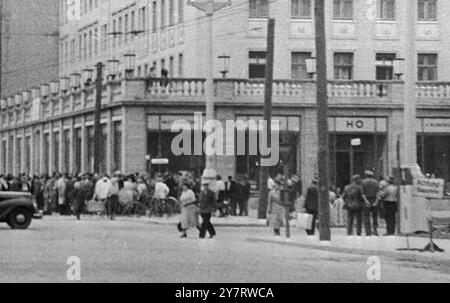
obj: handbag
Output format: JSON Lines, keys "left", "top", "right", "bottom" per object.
{"left": 87, "top": 199, "right": 106, "bottom": 213}
{"left": 297, "top": 213, "right": 313, "bottom": 230}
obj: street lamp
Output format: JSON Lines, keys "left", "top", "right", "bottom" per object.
{"left": 306, "top": 57, "right": 317, "bottom": 75}
{"left": 49, "top": 81, "right": 59, "bottom": 96}
{"left": 107, "top": 59, "right": 120, "bottom": 80}
{"left": 31, "top": 87, "right": 40, "bottom": 99}
{"left": 70, "top": 73, "right": 81, "bottom": 90}
{"left": 82, "top": 68, "right": 94, "bottom": 87}
{"left": 124, "top": 53, "right": 136, "bottom": 79}
{"left": 393, "top": 58, "right": 405, "bottom": 80}
{"left": 7, "top": 96, "right": 14, "bottom": 108}
{"left": 188, "top": 0, "right": 232, "bottom": 184}
{"left": 14, "top": 94, "right": 22, "bottom": 107}
{"left": 40, "top": 84, "right": 50, "bottom": 98}
{"left": 218, "top": 54, "right": 230, "bottom": 78}
{"left": 22, "top": 91, "right": 31, "bottom": 104}
{"left": 0, "top": 99, "right": 6, "bottom": 111}
{"left": 60, "top": 77, "right": 70, "bottom": 93}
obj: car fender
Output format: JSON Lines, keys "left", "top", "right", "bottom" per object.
{"left": 0, "top": 199, "right": 35, "bottom": 221}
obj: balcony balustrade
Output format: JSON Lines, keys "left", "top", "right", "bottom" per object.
{"left": 2, "top": 77, "right": 450, "bottom": 130}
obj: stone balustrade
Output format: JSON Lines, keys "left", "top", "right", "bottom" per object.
{"left": 2, "top": 77, "right": 450, "bottom": 129}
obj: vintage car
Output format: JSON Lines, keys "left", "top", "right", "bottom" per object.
{"left": 0, "top": 191, "right": 38, "bottom": 229}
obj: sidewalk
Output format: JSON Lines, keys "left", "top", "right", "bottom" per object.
{"left": 247, "top": 232, "right": 450, "bottom": 266}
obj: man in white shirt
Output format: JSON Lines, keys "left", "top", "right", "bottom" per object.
{"left": 93, "top": 175, "right": 112, "bottom": 202}
{"left": 154, "top": 177, "right": 169, "bottom": 201}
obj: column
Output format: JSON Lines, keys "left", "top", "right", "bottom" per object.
{"left": 301, "top": 108, "right": 318, "bottom": 193}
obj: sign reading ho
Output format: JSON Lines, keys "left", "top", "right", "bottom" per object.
{"left": 412, "top": 178, "right": 445, "bottom": 199}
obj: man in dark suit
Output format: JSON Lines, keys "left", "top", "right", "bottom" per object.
{"left": 304, "top": 179, "right": 319, "bottom": 235}
{"left": 199, "top": 181, "right": 217, "bottom": 239}
{"left": 225, "top": 176, "right": 238, "bottom": 216}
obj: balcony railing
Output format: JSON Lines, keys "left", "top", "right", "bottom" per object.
{"left": 4, "top": 77, "right": 450, "bottom": 130}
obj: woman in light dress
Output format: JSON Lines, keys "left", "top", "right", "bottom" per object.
{"left": 268, "top": 180, "right": 285, "bottom": 237}
{"left": 178, "top": 182, "right": 199, "bottom": 238}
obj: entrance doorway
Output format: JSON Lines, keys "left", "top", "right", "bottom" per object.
{"left": 330, "top": 134, "right": 387, "bottom": 191}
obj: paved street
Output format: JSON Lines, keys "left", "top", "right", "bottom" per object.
{"left": 1, "top": 216, "right": 450, "bottom": 283}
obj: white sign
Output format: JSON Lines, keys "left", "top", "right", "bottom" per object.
{"left": 151, "top": 158, "right": 169, "bottom": 165}
{"left": 412, "top": 178, "right": 445, "bottom": 199}
{"left": 351, "top": 138, "right": 361, "bottom": 146}
{"left": 331, "top": 117, "right": 387, "bottom": 133}
{"left": 422, "top": 118, "right": 450, "bottom": 133}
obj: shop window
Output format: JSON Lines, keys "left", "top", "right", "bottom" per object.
{"left": 63, "top": 130, "right": 71, "bottom": 173}
{"left": 418, "top": 53, "right": 437, "bottom": 81}
{"left": 74, "top": 128, "right": 82, "bottom": 174}
{"left": 249, "top": 51, "right": 266, "bottom": 79}
{"left": 53, "top": 133, "right": 60, "bottom": 173}
{"left": 113, "top": 122, "right": 122, "bottom": 172}
{"left": 16, "top": 137, "right": 22, "bottom": 173}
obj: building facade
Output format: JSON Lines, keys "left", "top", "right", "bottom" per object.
{"left": 2, "top": 0, "right": 450, "bottom": 192}
{"left": 0, "top": 0, "right": 59, "bottom": 97}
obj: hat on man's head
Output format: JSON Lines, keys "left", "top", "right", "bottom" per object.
{"left": 365, "top": 170, "right": 375, "bottom": 177}
{"left": 352, "top": 175, "right": 362, "bottom": 182}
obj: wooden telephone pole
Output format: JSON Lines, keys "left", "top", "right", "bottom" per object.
{"left": 93, "top": 62, "right": 103, "bottom": 174}
{"left": 315, "top": 0, "right": 331, "bottom": 241}
{"left": 258, "top": 18, "right": 275, "bottom": 219}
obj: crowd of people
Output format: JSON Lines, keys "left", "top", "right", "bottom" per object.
{"left": 1, "top": 169, "right": 400, "bottom": 239}
{"left": 281, "top": 171, "right": 398, "bottom": 238}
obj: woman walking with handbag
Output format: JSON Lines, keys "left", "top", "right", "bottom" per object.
{"left": 268, "top": 179, "right": 285, "bottom": 237}
{"left": 178, "top": 182, "right": 199, "bottom": 238}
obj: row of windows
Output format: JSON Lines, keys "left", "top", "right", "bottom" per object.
{"left": 249, "top": 51, "right": 438, "bottom": 81}
{"left": 250, "top": 0, "right": 438, "bottom": 21}
{"left": 61, "top": 0, "right": 100, "bottom": 24}
{"left": 61, "top": 1, "right": 185, "bottom": 67}
{"left": 0, "top": 122, "right": 122, "bottom": 175}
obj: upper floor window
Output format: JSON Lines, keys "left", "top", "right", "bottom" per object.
{"left": 249, "top": 0, "right": 269, "bottom": 18}
{"left": 249, "top": 51, "right": 266, "bottom": 79}
{"left": 334, "top": 52, "right": 353, "bottom": 80}
{"left": 291, "top": 52, "right": 312, "bottom": 79}
{"left": 418, "top": 53, "right": 437, "bottom": 81}
{"left": 378, "top": 0, "right": 396, "bottom": 20}
{"left": 376, "top": 53, "right": 396, "bottom": 80}
{"left": 418, "top": 0, "right": 437, "bottom": 21}
{"left": 292, "top": 0, "right": 311, "bottom": 19}
{"left": 333, "top": 0, "right": 353, "bottom": 20}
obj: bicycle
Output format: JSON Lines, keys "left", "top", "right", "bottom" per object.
{"left": 148, "top": 196, "right": 180, "bottom": 217}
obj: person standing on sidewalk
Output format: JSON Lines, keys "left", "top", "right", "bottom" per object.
{"left": 342, "top": 175, "right": 365, "bottom": 236}
{"left": 268, "top": 179, "right": 285, "bottom": 237}
{"left": 109, "top": 175, "right": 120, "bottom": 220}
{"left": 178, "top": 182, "right": 199, "bottom": 238}
{"left": 304, "top": 179, "right": 319, "bottom": 236}
{"left": 198, "top": 181, "right": 217, "bottom": 239}
{"left": 380, "top": 176, "right": 398, "bottom": 236}
{"left": 362, "top": 171, "right": 380, "bottom": 236}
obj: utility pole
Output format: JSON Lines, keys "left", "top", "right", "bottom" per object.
{"left": 188, "top": 0, "right": 231, "bottom": 184}
{"left": 258, "top": 18, "right": 275, "bottom": 219}
{"left": 0, "top": 0, "right": 3, "bottom": 99}
{"left": 315, "top": 0, "right": 331, "bottom": 241}
{"left": 93, "top": 62, "right": 103, "bottom": 174}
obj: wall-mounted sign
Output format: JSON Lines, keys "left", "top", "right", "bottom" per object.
{"left": 421, "top": 118, "right": 450, "bottom": 133}
{"left": 412, "top": 178, "right": 445, "bottom": 199}
{"left": 329, "top": 117, "right": 387, "bottom": 133}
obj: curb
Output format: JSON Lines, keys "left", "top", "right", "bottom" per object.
{"left": 247, "top": 238, "right": 450, "bottom": 267}
{"left": 147, "top": 219, "right": 268, "bottom": 228}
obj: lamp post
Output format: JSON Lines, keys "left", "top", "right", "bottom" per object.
{"left": 124, "top": 53, "right": 136, "bottom": 80}
{"left": 107, "top": 59, "right": 120, "bottom": 80}
{"left": 393, "top": 58, "right": 405, "bottom": 80}
{"left": 218, "top": 54, "right": 230, "bottom": 78}
{"left": 188, "top": 0, "right": 232, "bottom": 184}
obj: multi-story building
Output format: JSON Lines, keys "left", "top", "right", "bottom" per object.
{"left": 0, "top": 0, "right": 59, "bottom": 97}
{"left": 2, "top": 0, "right": 450, "bottom": 194}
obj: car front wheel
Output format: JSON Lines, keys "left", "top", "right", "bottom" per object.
{"left": 7, "top": 208, "right": 32, "bottom": 229}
